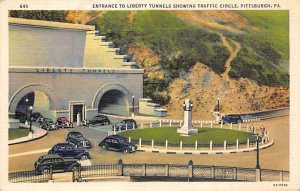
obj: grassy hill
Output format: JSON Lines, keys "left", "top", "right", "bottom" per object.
{"left": 230, "top": 11, "right": 289, "bottom": 86}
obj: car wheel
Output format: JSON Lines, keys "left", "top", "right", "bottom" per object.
{"left": 88, "top": 123, "right": 93, "bottom": 127}
{"left": 101, "top": 145, "right": 108, "bottom": 150}
{"left": 41, "top": 168, "right": 50, "bottom": 175}
{"left": 81, "top": 154, "right": 88, "bottom": 160}
{"left": 123, "top": 149, "right": 129, "bottom": 154}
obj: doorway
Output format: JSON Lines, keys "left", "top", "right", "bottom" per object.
{"left": 69, "top": 101, "right": 86, "bottom": 123}
{"left": 73, "top": 105, "right": 83, "bottom": 123}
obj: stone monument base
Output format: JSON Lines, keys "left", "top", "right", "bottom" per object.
{"left": 177, "top": 128, "right": 198, "bottom": 136}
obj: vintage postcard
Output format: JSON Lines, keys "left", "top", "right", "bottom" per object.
{"left": 0, "top": 0, "right": 299, "bottom": 190}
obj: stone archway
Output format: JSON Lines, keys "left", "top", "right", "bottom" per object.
{"left": 9, "top": 84, "right": 63, "bottom": 116}
{"left": 92, "top": 84, "right": 132, "bottom": 116}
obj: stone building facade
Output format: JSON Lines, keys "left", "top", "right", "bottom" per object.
{"left": 9, "top": 18, "right": 144, "bottom": 122}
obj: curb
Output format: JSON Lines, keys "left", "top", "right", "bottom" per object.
{"left": 9, "top": 125, "right": 48, "bottom": 145}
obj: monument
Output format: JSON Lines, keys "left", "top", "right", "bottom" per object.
{"left": 177, "top": 99, "right": 198, "bottom": 135}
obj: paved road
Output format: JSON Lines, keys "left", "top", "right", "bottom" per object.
{"left": 9, "top": 116, "right": 289, "bottom": 172}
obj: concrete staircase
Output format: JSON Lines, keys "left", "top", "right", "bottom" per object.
{"left": 83, "top": 31, "right": 137, "bottom": 69}
{"left": 139, "top": 98, "right": 167, "bottom": 117}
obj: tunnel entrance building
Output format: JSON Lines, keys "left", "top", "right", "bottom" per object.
{"left": 9, "top": 18, "right": 144, "bottom": 122}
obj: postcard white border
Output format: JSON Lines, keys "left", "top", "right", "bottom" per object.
{"left": 0, "top": 0, "right": 299, "bottom": 190}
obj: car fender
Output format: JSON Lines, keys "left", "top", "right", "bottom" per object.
{"left": 76, "top": 152, "right": 89, "bottom": 159}
{"left": 121, "top": 146, "right": 132, "bottom": 152}
{"left": 38, "top": 165, "right": 51, "bottom": 173}
{"left": 66, "top": 162, "right": 79, "bottom": 171}
{"left": 82, "top": 120, "right": 89, "bottom": 126}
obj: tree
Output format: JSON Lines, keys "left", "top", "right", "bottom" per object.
{"left": 9, "top": 11, "right": 67, "bottom": 22}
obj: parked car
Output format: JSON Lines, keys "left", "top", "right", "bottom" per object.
{"left": 99, "top": 135, "right": 138, "bottom": 153}
{"left": 34, "top": 154, "right": 80, "bottom": 174}
{"left": 82, "top": 115, "right": 110, "bottom": 126}
{"left": 221, "top": 114, "right": 243, "bottom": 124}
{"left": 31, "top": 112, "right": 44, "bottom": 123}
{"left": 40, "top": 118, "right": 58, "bottom": 131}
{"left": 56, "top": 117, "right": 73, "bottom": 128}
{"left": 18, "top": 115, "right": 27, "bottom": 124}
{"left": 48, "top": 143, "right": 90, "bottom": 160}
{"left": 112, "top": 119, "right": 137, "bottom": 131}
{"left": 66, "top": 131, "right": 92, "bottom": 149}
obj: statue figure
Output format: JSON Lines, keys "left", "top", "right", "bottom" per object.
{"left": 177, "top": 99, "right": 198, "bottom": 135}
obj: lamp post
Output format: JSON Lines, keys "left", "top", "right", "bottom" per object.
{"left": 25, "top": 98, "right": 29, "bottom": 125}
{"left": 132, "top": 95, "right": 135, "bottom": 117}
{"left": 251, "top": 127, "right": 262, "bottom": 169}
{"left": 255, "top": 134, "right": 260, "bottom": 169}
{"left": 29, "top": 106, "right": 33, "bottom": 132}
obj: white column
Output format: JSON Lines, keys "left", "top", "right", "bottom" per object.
{"left": 200, "top": 122, "right": 203, "bottom": 128}
{"left": 239, "top": 123, "right": 242, "bottom": 131}
{"left": 77, "top": 113, "right": 81, "bottom": 126}
{"left": 129, "top": 137, "right": 131, "bottom": 143}
{"left": 165, "top": 140, "right": 168, "bottom": 150}
{"left": 152, "top": 139, "right": 154, "bottom": 149}
{"left": 133, "top": 123, "right": 135, "bottom": 129}
{"left": 236, "top": 139, "right": 239, "bottom": 150}
{"left": 125, "top": 123, "right": 128, "bottom": 131}
{"left": 247, "top": 138, "right": 250, "bottom": 148}
{"left": 224, "top": 140, "right": 227, "bottom": 150}
{"left": 139, "top": 138, "right": 142, "bottom": 148}
{"left": 159, "top": 120, "right": 162, "bottom": 127}
{"left": 195, "top": 141, "right": 198, "bottom": 150}
{"left": 113, "top": 125, "right": 116, "bottom": 135}
{"left": 210, "top": 122, "right": 213, "bottom": 128}
{"left": 230, "top": 123, "right": 233, "bottom": 129}
{"left": 169, "top": 120, "right": 172, "bottom": 127}
{"left": 221, "top": 121, "right": 223, "bottom": 128}
{"left": 180, "top": 141, "right": 182, "bottom": 151}
{"left": 210, "top": 140, "right": 213, "bottom": 151}
{"left": 150, "top": 122, "right": 152, "bottom": 128}
{"left": 141, "top": 123, "right": 144, "bottom": 129}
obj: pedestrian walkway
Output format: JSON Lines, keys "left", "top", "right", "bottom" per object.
{"left": 8, "top": 124, "right": 48, "bottom": 145}
{"left": 9, "top": 148, "right": 50, "bottom": 158}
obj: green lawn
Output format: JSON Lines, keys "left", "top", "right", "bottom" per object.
{"left": 118, "top": 127, "right": 256, "bottom": 147}
{"left": 9, "top": 128, "right": 29, "bottom": 140}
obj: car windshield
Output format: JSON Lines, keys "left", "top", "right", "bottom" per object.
{"left": 37, "top": 156, "right": 44, "bottom": 163}
{"left": 75, "top": 134, "right": 83, "bottom": 138}
{"left": 118, "top": 138, "right": 125, "bottom": 143}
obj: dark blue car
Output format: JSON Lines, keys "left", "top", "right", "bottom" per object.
{"left": 48, "top": 143, "right": 90, "bottom": 160}
{"left": 221, "top": 114, "right": 243, "bottom": 124}
{"left": 98, "top": 135, "right": 138, "bottom": 153}
{"left": 34, "top": 154, "right": 79, "bottom": 174}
